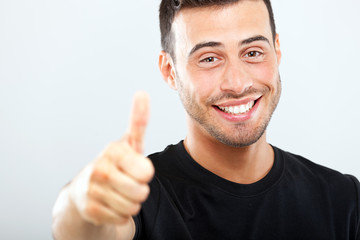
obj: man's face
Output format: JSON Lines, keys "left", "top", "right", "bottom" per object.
{"left": 170, "top": 0, "right": 281, "bottom": 147}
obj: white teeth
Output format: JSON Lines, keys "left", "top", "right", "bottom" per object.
{"left": 234, "top": 106, "right": 240, "bottom": 114}
{"left": 218, "top": 101, "right": 255, "bottom": 115}
{"left": 239, "top": 105, "right": 246, "bottom": 113}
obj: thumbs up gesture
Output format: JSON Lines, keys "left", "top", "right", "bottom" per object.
{"left": 69, "top": 92, "right": 154, "bottom": 226}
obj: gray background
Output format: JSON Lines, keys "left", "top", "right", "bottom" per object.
{"left": 1, "top": 0, "right": 359, "bottom": 239}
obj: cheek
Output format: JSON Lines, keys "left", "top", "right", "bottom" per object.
{"left": 247, "top": 62, "right": 278, "bottom": 87}
{"left": 186, "top": 66, "right": 221, "bottom": 100}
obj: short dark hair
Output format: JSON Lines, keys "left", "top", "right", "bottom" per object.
{"left": 159, "top": 0, "right": 276, "bottom": 59}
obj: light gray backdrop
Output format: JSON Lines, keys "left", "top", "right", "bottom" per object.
{"left": 1, "top": 0, "right": 359, "bottom": 239}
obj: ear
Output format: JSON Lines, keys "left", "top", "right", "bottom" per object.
{"left": 158, "top": 51, "right": 177, "bottom": 90}
{"left": 274, "top": 33, "right": 282, "bottom": 65}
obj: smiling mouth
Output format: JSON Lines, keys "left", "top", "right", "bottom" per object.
{"left": 216, "top": 99, "right": 258, "bottom": 115}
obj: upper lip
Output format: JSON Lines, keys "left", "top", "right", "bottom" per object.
{"left": 215, "top": 95, "right": 262, "bottom": 107}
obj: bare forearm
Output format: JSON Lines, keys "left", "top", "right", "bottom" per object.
{"left": 52, "top": 186, "right": 134, "bottom": 240}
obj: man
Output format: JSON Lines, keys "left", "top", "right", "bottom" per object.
{"left": 52, "top": 0, "right": 360, "bottom": 239}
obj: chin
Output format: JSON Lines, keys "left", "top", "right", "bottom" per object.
{"left": 206, "top": 123, "right": 268, "bottom": 148}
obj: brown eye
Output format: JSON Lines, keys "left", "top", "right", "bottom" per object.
{"left": 246, "top": 51, "right": 260, "bottom": 57}
{"left": 202, "top": 57, "right": 216, "bottom": 63}
{"left": 199, "top": 56, "right": 220, "bottom": 67}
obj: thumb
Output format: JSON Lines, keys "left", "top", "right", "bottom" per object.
{"left": 127, "top": 91, "right": 150, "bottom": 153}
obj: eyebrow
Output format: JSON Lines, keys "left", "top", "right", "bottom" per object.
{"left": 188, "top": 41, "right": 222, "bottom": 57}
{"left": 240, "top": 35, "right": 270, "bottom": 46}
{"left": 188, "top": 35, "right": 271, "bottom": 58}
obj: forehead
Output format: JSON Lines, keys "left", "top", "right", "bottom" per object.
{"left": 172, "top": 0, "right": 272, "bottom": 52}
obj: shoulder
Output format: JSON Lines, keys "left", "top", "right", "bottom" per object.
{"left": 147, "top": 143, "right": 178, "bottom": 163}
{"left": 147, "top": 141, "right": 186, "bottom": 175}
{"left": 277, "top": 146, "right": 360, "bottom": 205}
{"left": 279, "top": 147, "right": 356, "bottom": 182}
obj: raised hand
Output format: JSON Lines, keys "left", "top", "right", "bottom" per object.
{"left": 69, "top": 91, "right": 154, "bottom": 226}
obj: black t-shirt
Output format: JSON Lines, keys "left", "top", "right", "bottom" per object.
{"left": 134, "top": 141, "right": 360, "bottom": 240}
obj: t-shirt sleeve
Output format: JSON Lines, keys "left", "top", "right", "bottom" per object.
{"left": 131, "top": 176, "right": 162, "bottom": 240}
{"left": 345, "top": 174, "right": 360, "bottom": 240}
{"left": 132, "top": 214, "right": 142, "bottom": 240}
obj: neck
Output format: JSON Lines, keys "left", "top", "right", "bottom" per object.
{"left": 184, "top": 123, "right": 274, "bottom": 184}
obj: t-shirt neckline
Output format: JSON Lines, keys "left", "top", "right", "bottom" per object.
{"left": 174, "top": 140, "right": 285, "bottom": 198}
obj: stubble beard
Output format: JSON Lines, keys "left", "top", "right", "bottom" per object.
{"left": 177, "top": 76, "right": 282, "bottom": 148}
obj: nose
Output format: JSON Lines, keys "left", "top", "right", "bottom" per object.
{"left": 220, "top": 60, "right": 253, "bottom": 94}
